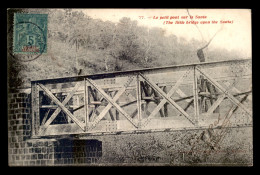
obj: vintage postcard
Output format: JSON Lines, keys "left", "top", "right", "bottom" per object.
{"left": 7, "top": 8, "right": 252, "bottom": 166}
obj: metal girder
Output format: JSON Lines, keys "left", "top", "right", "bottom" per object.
{"left": 225, "top": 81, "right": 252, "bottom": 103}
{"left": 136, "top": 74, "right": 142, "bottom": 122}
{"left": 205, "top": 76, "right": 241, "bottom": 116}
{"left": 84, "top": 78, "right": 89, "bottom": 129}
{"left": 38, "top": 83, "right": 85, "bottom": 132}
{"left": 196, "top": 66, "right": 252, "bottom": 117}
{"left": 206, "top": 94, "right": 226, "bottom": 115}
{"left": 86, "top": 76, "right": 139, "bottom": 129}
{"left": 217, "top": 92, "right": 251, "bottom": 145}
{"left": 31, "top": 83, "right": 40, "bottom": 136}
{"left": 31, "top": 59, "right": 251, "bottom": 137}
{"left": 176, "top": 89, "right": 193, "bottom": 103}
{"left": 89, "top": 87, "right": 126, "bottom": 129}
{"left": 193, "top": 66, "right": 199, "bottom": 125}
{"left": 139, "top": 69, "right": 196, "bottom": 126}
{"left": 39, "top": 82, "right": 83, "bottom": 134}
{"left": 142, "top": 68, "right": 192, "bottom": 123}
{"left": 88, "top": 85, "right": 136, "bottom": 123}
{"left": 87, "top": 82, "right": 131, "bottom": 123}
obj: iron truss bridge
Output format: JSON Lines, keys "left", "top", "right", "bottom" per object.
{"left": 31, "top": 59, "right": 252, "bottom": 138}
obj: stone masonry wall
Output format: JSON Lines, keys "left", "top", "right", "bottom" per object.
{"left": 8, "top": 93, "right": 57, "bottom": 166}
{"left": 8, "top": 93, "right": 102, "bottom": 166}
{"left": 52, "top": 139, "right": 102, "bottom": 165}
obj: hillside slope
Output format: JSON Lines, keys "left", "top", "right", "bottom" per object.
{"left": 7, "top": 9, "right": 248, "bottom": 90}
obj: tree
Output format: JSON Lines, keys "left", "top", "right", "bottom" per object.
{"left": 138, "top": 27, "right": 152, "bottom": 63}
{"left": 115, "top": 17, "right": 139, "bottom": 62}
{"left": 69, "top": 31, "right": 88, "bottom": 75}
{"left": 66, "top": 10, "right": 91, "bottom": 75}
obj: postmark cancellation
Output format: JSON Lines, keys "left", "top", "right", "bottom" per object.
{"left": 13, "top": 13, "right": 48, "bottom": 55}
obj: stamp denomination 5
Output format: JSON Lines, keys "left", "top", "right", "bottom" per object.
{"left": 12, "top": 13, "right": 48, "bottom": 61}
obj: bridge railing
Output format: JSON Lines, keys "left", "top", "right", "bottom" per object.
{"left": 31, "top": 59, "right": 252, "bottom": 137}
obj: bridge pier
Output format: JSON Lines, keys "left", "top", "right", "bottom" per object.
{"left": 8, "top": 92, "right": 253, "bottom": 166}
{"left": 8, "top": 92, "right": 102, "bottom": 166}
{"left": 8, "top": 57, "right": 253, "bottom": 166}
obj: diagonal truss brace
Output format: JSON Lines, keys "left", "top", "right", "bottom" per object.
{"left": 40, "top": 82, "right": 82, "bottom": 132}
{"left": 139, "top": 71, "right": 196, "bottom": 126}
{"left": 89, "top": 88, "right": 126, "bottom": 129}
{"left": 38, "top": 83, "right": 85, "bottom": 132}
{"left": 87, "top": 77, "right": 134, "bottom": 125}
{"left": 88, "top": 84, "right": 136, "bottom": 123}
{"left": 206, "top": 77, "right": 241, "bottom": 116}
{"left": 86, "top": 77, "right": 139, "bottom": 129}
{"left": 196, "top": 66, "right": 252, "bottom": 117}
{"left": 206, "top": 94, "right": 226, "bottom": 115}
{"left": 141, "top": 67, "right": 193, "bottom": 127}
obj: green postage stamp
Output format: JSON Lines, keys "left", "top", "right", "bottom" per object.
{"left": 13, "top": 13, "right": 48, "bottom": 54}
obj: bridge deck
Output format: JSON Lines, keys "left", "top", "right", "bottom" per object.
{"left": 30, "top": 59, "right": 252, "bottom": 138}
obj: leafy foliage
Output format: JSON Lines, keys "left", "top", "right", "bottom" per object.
{"left": 9, "top": 9, "right": 246, "bottom": 88}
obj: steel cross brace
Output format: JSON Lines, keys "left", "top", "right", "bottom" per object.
{"left": 38, "top": 83, "right": 85, "bottom": 132}
{"left": 88, "top": 90, "right": 137, "bottom": 122}
{"left": 86, "top": 76, "right": 139, "bottom": 129}
{"left": 141, "top": 67, "right": 194, "bottom": 127}
{"left": 196, "top": 66, "right": 252, "bottom": 117}
{"left": 40, "top": 82, "right": 83, "bottom": 131}
{"left": 139, "top": 69, "right": 196, "bottom": 126}
{"left": 89, "top": 88, "right": 126, "bottom": 129}
{"left": 87, "top": 80, "right": 133, "bottom": 123}
{"left": 205, "top": 79, "right": 240, "bottom": 116}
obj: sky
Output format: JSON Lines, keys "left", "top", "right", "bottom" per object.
{"left": 81, "top": 9, "right": 251, "bottom": 58}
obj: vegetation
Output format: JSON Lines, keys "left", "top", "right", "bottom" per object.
{"left": 8, "top": 9, "right": 246, "bottom": 89}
